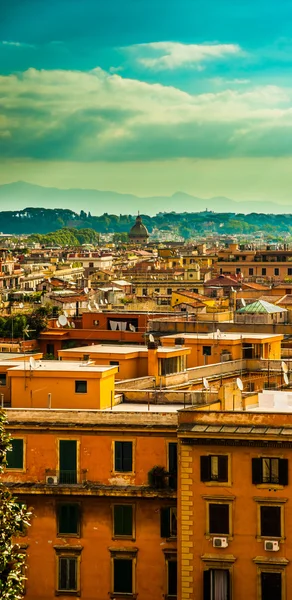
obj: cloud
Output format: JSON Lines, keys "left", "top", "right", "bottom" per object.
{"left": 0, "top": 67, "right": 292, "bottom": 162}
{"left": 1, "top": 41, "right": 35, "bottom": 48}
{"left": 126, "top": 41, "right": 242, "bottom": 70}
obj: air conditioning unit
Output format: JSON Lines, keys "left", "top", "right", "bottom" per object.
{"left": 46, "top": 475, "right": 58, "bottom": 485}
{"left": 213, "top": 537, "right": 228, "bottom": 548}
{"left": 264, "top": 540, "right": 279, "bottom": 552}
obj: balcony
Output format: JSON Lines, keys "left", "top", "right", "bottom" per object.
{"left": 45, "top": 469, "right": 87, "bottom": 485}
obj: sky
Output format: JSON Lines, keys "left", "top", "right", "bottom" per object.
{"left": 1, "top": 0, "right": 292, "bottom": 203}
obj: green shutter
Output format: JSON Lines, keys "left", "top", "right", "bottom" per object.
{"left": 115, "top": 441, "right": 123, "bottom": 471}
{"left": 59, "top": 440, "right": 77, "bottom": 483}
{"left": 114, "top": 505, "right": 132, "bottom": 537}
{"left": 114, "top": 559, "right": 132, "bottom": 594}
{"left": 160, "top": 507, "right": 170, "bottom": 537}
{"left": 6, "top": 439, "right": 24, "bottom": 469}
{"left": 58, "top": 504, "right": 79, "bottom": 535}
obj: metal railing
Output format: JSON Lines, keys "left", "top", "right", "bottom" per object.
{"left": 45, "top": 469, "right": 87, "bottom": 485}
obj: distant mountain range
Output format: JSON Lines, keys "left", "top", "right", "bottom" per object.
{"left": 0, "top": 181, "right": 291, "bottom": 215}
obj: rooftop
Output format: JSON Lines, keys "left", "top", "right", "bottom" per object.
{"left": 7, "top": 360, "right": 116, "bottom": 373}
{"left": 237, "top": 299, "right": 286, "bottom": 314}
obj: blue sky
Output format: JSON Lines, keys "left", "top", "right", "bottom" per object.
{"left": 1, "top": 0, "right": 292, "bottom": 203}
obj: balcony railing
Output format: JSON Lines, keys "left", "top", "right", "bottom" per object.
{"left": 45, "top": 469, "right": 87, "bottom": 485}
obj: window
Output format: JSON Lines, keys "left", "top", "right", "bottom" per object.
{"left": 142, "top": 288, "right": 147, "bottom": 296}
{"left": 168, "top": 442, "right": 177, "bottom": 490}
{"left": 113, "top": 505, "right": 133, "bottom": 538}
{"left": 209, "top": 503, "right": 230, "bottom": 535}
{"left": 0, "top": 373, "right": 7, "bottom": 386}
{"left": 6, "top": 439, "right": 24, "bottom": 470}
{"left": 261, "top": 572, "right": 282, "bottom": 600}
{"left": 58, "top": 556, "right": 78, "bottom": 593}
{"left": 252, "top": 458, "right": 288, "bottom": 485}
{"left": 57, "top": 504, "right": 80, "bottom": 536}
{"left": 167, "top": 559, "right": 177, "bottom": 598}
{"left": 113, "top": 558, "right": 133, "bottom": 595}
{"left": 59, "top": 440, "right": 77, "bottom": 484}
{"left": 114, "top": 441, "right": 133, "bottom": 472}
{"left": 201, "top": 455, "right": 228, "bottom": 483}
{"left": 203, "top": 346, "right": 212, "bottom": 356}
{"left": 75, "top": 380, "right": 87, "bottom": 394}
{"left": 167, "top": 288, "right": 172, "bottom": 295}
{"left": 262, "top": 268, "right": 267, "bottom": 276}
{"left": 288, "top": 268, "right": 292, "bottom": 276}
{"left": 203, "top": 569, "right": 230, "bottom": 600}
{"left": 249, "top": 268, "right": 254, "bottom": 276}
{"left": 236, "top": 268, "right": 241, "bottom": 274}
{"left": 110, "top": 360, "right": 120, "bottom": 372}
{"left": 260, "top": 506, "right": 281, "bottom": 538}
{"left": 274, "top": 268, "right": 280, "bottom": 276}
{"left": 161, "top": 507, "right": 177, "bottom": 538}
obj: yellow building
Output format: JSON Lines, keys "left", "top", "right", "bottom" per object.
{"left": 161, "top": 332, "right": 283, "bottom": 367}
{"left": 3, "top": 361, "right": 118, "bottom": 409}
{"left": 58, "top": 343, "right": 191, "bottom": 385}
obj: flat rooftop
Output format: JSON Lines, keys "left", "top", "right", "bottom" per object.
{"left": 162, "top": 332, "right": 282, "bottom": 341}
{"left": 7, "top": 361, "right": 116, "bottom": 373}
{"left": 60, "top": 344, "right": 148, "bottom": 355}
{"left": 105, "top": 403, "right": 191, "bottom": 413}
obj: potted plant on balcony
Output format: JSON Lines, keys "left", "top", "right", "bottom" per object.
{"left": 148, "top": 465, "right": 168, "bottom": 489}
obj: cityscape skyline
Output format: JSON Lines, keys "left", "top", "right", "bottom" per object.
{"left": 1, "top": 1, "right": 292, "bottom": 204}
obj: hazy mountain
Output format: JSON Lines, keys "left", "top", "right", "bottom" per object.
{"left": 0, "top": 181, "right": 291, "bottom": 215}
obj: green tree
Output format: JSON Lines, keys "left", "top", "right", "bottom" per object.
{"left": 0, "top": 410, "right": 30, "bottom": 599}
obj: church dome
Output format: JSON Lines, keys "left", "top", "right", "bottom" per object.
{"left": 128, "top": 214, "right": 149, "bottom": 240}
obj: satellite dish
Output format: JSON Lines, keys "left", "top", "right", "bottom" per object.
{"left": 94, "top": 302, "right": 100, "bottom": 310}
{"left": 241, "top": 298, "right": 246, "bottom": 307}
{"left": 216, "top": 329, "right": 221, "bottom": 337}
{"left": 87, "top": 303, "right": 92, "bottom": 312}
{"left": 284, "top": 373, "right": 289, "bottom": 386}
{"left": 48, "top": 278, "right": 51, "bottom": 283}
{"left": 84, "top": 287, "right": 89, "bottom": 294}
{"left": 19, "top": 303, "right": 24, "bottom": 309}
{"left": 29, "top": 356, "right": 37, "bottom": 369}
{"left": 236, "top": 377, "right": 243, "bottom": 391}
{"left": 149, "top": 334, "right": 155, "bottom": 343}
{"left": 56, "top": 321, "right": 61, "bottom": 328}
{"left": 203, "top": 377, "right": 209, "bottom": 390}
{"left": 58, "top": 314, "right": 68, "bottom": 326}
{"left": 64, "top": 310, "right": 68, "bottom": 317}
{"left": 282, "top": 361, "right": 288, "bottom": 374}
{"left": 129, "top": 324, "right": 136, "bottom": 332}
{"left": 105, "top": 299, "right": 108, "bottom": 304}
{"left": 100, "top": 299, "right": 104, "bottom": 305}
{"left": 71, "top": 321, "right": 76, "bottom": 328}
{"left": 231, "top": 287, "right": 235, "bottom": 292}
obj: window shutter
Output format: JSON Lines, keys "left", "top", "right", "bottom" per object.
{"left": 7, "top": 439, "right": 23, "bottom": 469}
{"left": 252, "top": 458, "right": 262, "bottom": 484}
{"left": 59, "top": 504, "right": 79, "bottom": 535}
{"left": 68, "top": 558, "right": 77, "bottom": 591}
{"left": 279, "top": 459, "right": 288, "bottom": 486}
{"left": 218, "top": 456, "right": 228, "bottom": 482}
{"left": 203, "top": 570, "right": 211, "bottom": 600}
{"left": 115, "top": 442, "right": 123, "bottom": 471}
{"left": 123, "top": 442, "right": 133, "bottom": 472}
{"left": 160, "top": 507, "right": 170, "bottom": 537}
{"left": 200, "top": 456, "right": 211, "bottom": 482}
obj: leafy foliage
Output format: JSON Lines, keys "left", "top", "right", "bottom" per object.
{"left": 0, "top": 305, "right": 55, "bottom": 340}
{"left": 0, "top": 410, "right": 30, "bottom": 599}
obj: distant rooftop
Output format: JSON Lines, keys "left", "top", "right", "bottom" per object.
{"left": 237, "top": 299, "right": 286, "bottom": 314}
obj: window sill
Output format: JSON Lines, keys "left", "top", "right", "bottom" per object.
{"left": 112, "top": 536, "right": 136, "bottom": 542}
{"left": 57, "top": 534, "right": 80, "bottom": 538}
{"left": 256, "top": 536, "right": 285, "bottom": 543}
{"left": 206, "top": 534, "right": 233, "bottom": 541}
{"left": 165, "top": 537, "right": 177, "bottom": 542}
{"left": 55, "top": 591, "right": 80, "bottom": 596}
{"left": 203, "top": 481, "right": 231, "bottom": 487}
{"left": 109, "top": 594, "right": 137, "bottom": 599}
{"left": 255, "top": 484, "right": 284, "bottom": 490}
{"left": 111, "top": 471, "right": 135, "bottom": 476}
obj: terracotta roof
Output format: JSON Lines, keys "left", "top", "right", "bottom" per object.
{"left": 276, "top": 295, "right": 292, "bottom": 306}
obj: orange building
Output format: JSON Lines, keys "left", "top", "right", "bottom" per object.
{"left": 177, "top": 409, "right": 292, "bottom": 600}
{"left": 4, "top": 408, "right": 178, "bottom": 600}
